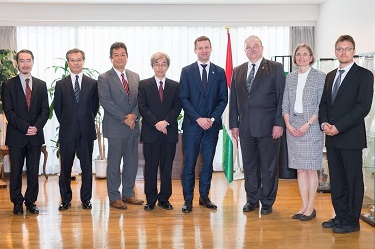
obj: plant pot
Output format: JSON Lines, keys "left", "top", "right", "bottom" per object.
{"left": 95, "top": 159, "right": 107, "bottom": 179}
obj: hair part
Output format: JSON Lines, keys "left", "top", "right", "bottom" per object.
{"left": 194, "top": 36, "right": 211, "bottom": 48}
{"left": 16, "top": 49, "right": 34, "bottom": 61}
{"left": 335, "top": 35, "right": 356, "bottom": 49}
{"left": 150, "top": 52, "right": 170, "bottom": 68}
{"left": 110, "top": 42, "right": 128, "bottom": 58}
{"left": 66, "top": 48, "right": 85, "bottom": 61}
{"left": 244, "top": 35, "right": 263, "bottom": 47}
{"left": 293, "top": 43, "right": 315, "bottom": 66}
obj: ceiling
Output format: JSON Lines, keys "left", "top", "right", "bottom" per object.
{"left": 0, "top": 0, "right": 328, "bottom": 4}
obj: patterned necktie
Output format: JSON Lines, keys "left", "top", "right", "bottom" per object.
{"left": 74, "top": 75, "right": 80, "bottom": 103}
{"left": 246, "top": 64, "right": 256, "bottom": 93}
{"left": 331, "top": 69, "right": 345, "bottom": 104}
{"left": 121, "top": 73, "right": 130, "bottom": 97}
{"left": 25, "top": 78, "right": 32, "bottom": 110}
{"left": 201, "top": 64, "right": 208, "bottom": 94}
{"left": 159, "top": 81, "right": 164, "bottom": 102}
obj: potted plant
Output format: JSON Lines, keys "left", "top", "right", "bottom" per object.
{"left": 94, "top": 110, "right": 107, "bottom": 179}
{"left": 0, "top": 49, "right": 18, "bottom": 113}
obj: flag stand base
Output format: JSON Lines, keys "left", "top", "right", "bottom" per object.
{"left": 233, "top": 170, "right": 244, "bottom": 180}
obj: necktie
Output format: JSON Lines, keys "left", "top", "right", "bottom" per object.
{"left": 246, "top": 64, "right": 256, "bottom": 93}
{"left": 121, "top": 73, "right": 130, "bottom": 97}
{"left": 201, "top": 64, "right": 208, "bottom": 94}
{"left": 25, "top": 78, "right": 32, "bottom": 110}
{"left": 159, "top": 81, "right": 164, "bottom": 102}
{"left": 331, "top": 69, "right": 345, "bottom": 104}
{"left": 74, "top": 75, "right": 80, "bottom": 103}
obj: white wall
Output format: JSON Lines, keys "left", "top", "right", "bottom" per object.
{"left": 315, "top": 0, "right": 375, "bottom": 58}
{"left": 0, "top": 4, "right": 317, "bottom": 26}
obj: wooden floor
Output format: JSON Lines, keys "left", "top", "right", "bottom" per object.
{"left": 0, "top": 173, "right": 374, "bottom": 249}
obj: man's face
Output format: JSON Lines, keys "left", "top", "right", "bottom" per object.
{"left": 244, "top": 38, "right": 263, "bottom": 63}
{"left": 153, "top": 56, "right": 169, "bottom": 79}
{"left": 111, "top": 48, "right": 128, "bottom": 71}
{"left": 194, "top": 40, "right": 212, "bottom": 63}
{"left": 67, "top": 52, "right": 85, "bottom": 75}
{"left": 335, "top": 40, "right": 355, "bottom": 66}
{"left": 17, "top": 52, "right": 34, "bottom": 75}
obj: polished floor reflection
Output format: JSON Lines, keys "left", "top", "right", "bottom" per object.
{"left": 0, "top": 173, "right": 374, "bottom": 248}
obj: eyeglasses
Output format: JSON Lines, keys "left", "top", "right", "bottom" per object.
{"left": 153, "top": 63, "right": 168, "bottom": 68}
{"left": 295, "top": 53, "right": 311, "bottom": 57}
{"left": 68, "top": 59, "right": 83, "bottom": 63}
{"left": 335, "top": 47, "right": 354, "bottom": 52}
{"left": 245, "top": 45, "right": 261, "bottom": 51}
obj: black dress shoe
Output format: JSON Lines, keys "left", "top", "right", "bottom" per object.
{"left": 26, "top": 203, "right": 39, "bottom": 214}
{"left": 144, "top": 203, "right": 156, "bottom": 211}
{"left": 292, "top": 213, "right": 303, "bottom": 219}
{"left": 199, "top": 197, "right": 217, "bottom": 209}
{"left": 300, "top": 209, "right": 316, "bottom": 221}
{"left": 13, "top": 204, "right": 23, "bottom": 215}
{"left": 322, "top": 218, "right": 341, "bottom": 228}
{"left": 243, "top": 202, "right": 259, "bottom": 212}
{"left": 260, "top": 205, "right": 273, "bottom": 215}
{"left": 333, "top": 224, "right": 360, "bottom": 234}
{"left": 182, "top": 200, "right": 193, "bottom": 213}
{"left": 82, "top": 200, "right": 92, "bottom": 209}
{"left": 158, "top": 201, "right": 173, "bottom": 210}
{"left": 59, "top": 202, "right": 71, "bottom": 211}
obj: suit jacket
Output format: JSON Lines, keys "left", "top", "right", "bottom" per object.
{"left": 1, "top": 75, "right": 49, "bottom": 147}
{"left": 179, "top": 62, "right": 228, "bottom": 132}
{"left": 53, "top": 74, "right": 99, "bottom": 143}
{"left": 282, "top": 67, "right": 326, "bottom": 122}
{"left": 138, "top": 77, "right": 182, "bottom": 143}
{"left": 319, "top": 63, "right": 374, "bottom": 149}
{"left": 98, "top": 68, "right": 140, "bottom": 139}
{"left": 229, "top": 58, "right": 286, "bottom": 137}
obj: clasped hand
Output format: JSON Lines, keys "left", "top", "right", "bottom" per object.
{"left": 322, "top": 123, "right": 339, "bottom": 136}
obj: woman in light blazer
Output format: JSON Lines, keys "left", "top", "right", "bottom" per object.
{"left": 282, "top": 44, "right": 326, "bottom": 221}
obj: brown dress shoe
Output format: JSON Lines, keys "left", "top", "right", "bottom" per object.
{"left": 122, "top": 197, "right": 144, "bottom": 205}
{"left": 110, "top": 199, "right": 127, "bottom": 209}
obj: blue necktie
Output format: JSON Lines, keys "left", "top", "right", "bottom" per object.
{"left": 201, "top": 64, "right": 208, "bottom": 94}
{"left": 332, "top": 70, "right": 345, "bottom": 104}
{"left": 246, "top": 64, "right": 256, "bottom": 93}
{"left": 74, "top": 75, "right": 80, "bottom": 103}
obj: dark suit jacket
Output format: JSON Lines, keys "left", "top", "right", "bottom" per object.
{"left": 179, "top": 62, "right": 227, "bottom": 132}
{"left": 1, "top": 75, "right": 49, "bottom": 147}
{"left": 229, "top": 58, "right": 286, "bottom": 137}
{"left": 319, "top": 63, "right": 374, "bottom": 149}
{"left": 54, "top": 74, "right": 99, "bottom": 143}
{"left": 138, "top": 77, "right": 181, "bottom": 144}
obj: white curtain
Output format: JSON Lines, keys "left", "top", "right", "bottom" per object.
{"left": 16, "top": 26, "right": 289, "bottom": 174}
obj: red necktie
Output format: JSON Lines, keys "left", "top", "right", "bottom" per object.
{"left": 159, "top": 81, "right": 163, "bottom": 101}
{"left": 25, "top": 78, "right": 32, "bottom": 110}
{"left": 121, "top": 73, "right": 130, "bottom": 97}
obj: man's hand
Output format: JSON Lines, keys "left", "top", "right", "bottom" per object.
{"left": 272, "top": 126, "right": 284, "bottom": 139}
{"left": 155, "top": 120, "right": 168, "bottom": 133}
{"left": 231, "top": 128, "right": 239, "bottom": 141}
{"left": 26, "top": 126, "right": 38, "bottom": 136}
{"left": 196, "top": 117, "right": 212, "bottom": 130}
{"left": 323, "top": 123, "right": 339, "bottom": 136}
{"left": 124, "top": 114, "right": 137, "bottom": 130}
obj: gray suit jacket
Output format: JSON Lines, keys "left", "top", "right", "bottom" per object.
{"left": 282, "top": 67, "right": 326, "bottom": 122}
{"left": 98, "top": 68, "right": 140, "bottom": 139}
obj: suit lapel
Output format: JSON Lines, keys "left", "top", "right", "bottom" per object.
{"left": 14, "top": 76, "right": 28, "bottom": 108}
{"left": 148, "top": 77, "right": 161, "bottom": 104}
{"left": 64, "top": 75, "right": 76, "bottom": 104}
{"left": 192, "top": 63, "right": 204, "bottom": 96}
{"left": 250, "top": 58, "right": 267, "bottom": 93}
{"left": 206, "top": 63, "right": 217, "bottom": 94}
{"left": 110, "top": 68, "right": 127, "bottom": 96}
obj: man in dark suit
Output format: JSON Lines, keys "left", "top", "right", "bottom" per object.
{"left": 319, "top": 35, "right": 373, "bottom": 233}
{"left": 54, "top": 48, "right": 99, "bottom": 211}
{"left": 1, "top": 49, "right": 49, "bottom": 215}
{"left": 98, "top": 42, "right": 144, "bottom": 209}
{"left": 229, "top": 35, "right": 285, "bottom": 215}
{"left": 138, "top": 52, "right": 182, "bottom": 211}
{"left": 179, "top": 36, "right": 228, "bottom": 213}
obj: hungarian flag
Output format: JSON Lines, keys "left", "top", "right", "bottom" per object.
{"left": 222, "top": 29, "right": 234, "bottom": 183}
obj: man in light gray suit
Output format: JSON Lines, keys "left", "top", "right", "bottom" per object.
{"left": 98, "top": 42, "right": 144, "bottom": 209}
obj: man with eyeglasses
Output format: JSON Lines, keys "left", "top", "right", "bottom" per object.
{"left": 319, "top": 35, "right": 374, "bottom": 233}
{"left": 1, "top": 49, "right": 49, "bottom": 215}
{"left": 54, "top": 48, "right": 99, "bottom": 211}
{"left": 229, "top": 35, "right": 286, "bottom": 215}
{"left": 179, "top": 36, "right": 228, "bottom": 213}
{"left": 138, "top": 52, "right": 182, "bottom": 211}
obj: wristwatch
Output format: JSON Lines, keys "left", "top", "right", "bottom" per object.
{"left": 210, "top": 117, "right": 215, "bottom": 122}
